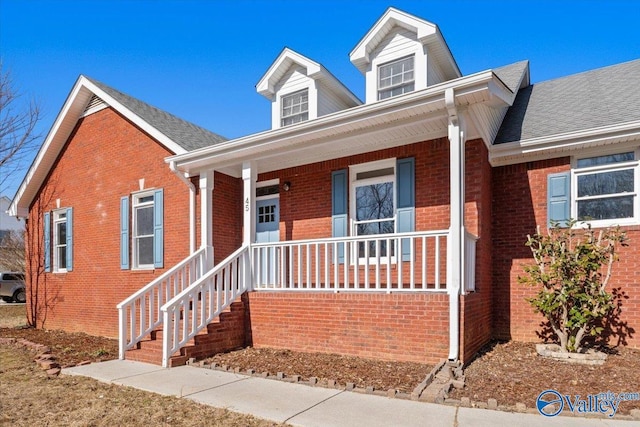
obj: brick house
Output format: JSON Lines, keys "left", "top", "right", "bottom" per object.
{"left": 9, "top": 8, "right": 639, "bottom": 367}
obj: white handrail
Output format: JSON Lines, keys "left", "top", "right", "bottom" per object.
{"left": 160, "top": 245, "right": 250, "bottom": 368}
{"left": 117, "top": 247, "right": 207, "bottom": 360}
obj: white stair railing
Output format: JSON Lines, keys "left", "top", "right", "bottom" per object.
{"left": 160, "top": 245, "right": 250, "bottom": 368}
{"left": 117, "top": 247, "right": 207, "bottom": 359}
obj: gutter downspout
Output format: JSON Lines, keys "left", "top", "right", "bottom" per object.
{"left": 169, "top": 160, "right": 196, "bottom": 254}
{"left": 445, "top": 88, "right": 465, "bottom": 362}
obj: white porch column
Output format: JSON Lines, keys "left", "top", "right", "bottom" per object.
{"left": 200, "top": 170, "right": 214, "bottom": 269}
{"left": 445, "top": 88, "right": 466, "bottom": 361}
{"left": 242, "top": 161, "right": 256, "bottom": 245}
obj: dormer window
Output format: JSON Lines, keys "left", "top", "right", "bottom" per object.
{"left": 378, "top": 56, "right": 415, "bottom": 100}
{"left": 281, "top": 89, "right": 309, "bottom": 127}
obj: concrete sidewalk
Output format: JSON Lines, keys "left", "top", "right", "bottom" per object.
{"left": 63, "top": 360, "right": 634, "bottom": 426}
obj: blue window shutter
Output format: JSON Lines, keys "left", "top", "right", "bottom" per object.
{"left": 332, "top": 170, "right": 348, "bottom": 264}
{"left": 397, "top": 157, "right": 415, "bottom": 261}
{"left": 66, "top": 208, "right": 73, "bottom": 272}
{"left": 43, "top": 212, "right": 51, "bottom": 272}
{"left": 120, "top": 196, "right": 130, "bottom": 270}
{"left": 153, "top": 189, "right": 164, "bottom": 269}
{"left": 547, "top": 172, "right": 571, "bottom": 228}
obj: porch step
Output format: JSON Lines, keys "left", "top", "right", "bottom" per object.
{"left": 125, "top": 301, "right": 246, "bottom": 367}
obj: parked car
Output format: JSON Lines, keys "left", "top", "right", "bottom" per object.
{"left": 0, "top": 272, "right": 26, "bottom": 303}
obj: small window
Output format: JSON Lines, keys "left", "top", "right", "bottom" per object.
{"left": 281, "top": 89, "right": 309, "bottom": 126}
{"left": 133, "top": 192, "right": 155, "bottom": 269}
{"left": 53, "top": 210, "right": 68, "bottom": 272}
{"left": 574, "top": 151, "right": 638, "bottom": 224}
{"left": 378, "top": 56, "right": 415, "bottom": 100}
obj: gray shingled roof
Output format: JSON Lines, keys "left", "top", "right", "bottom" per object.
{"left": 495, "top": 59, "right": 640, "bottom": 144}
{"left": 85, "top": 77, "right": 227, "bottom": 151}
{"left": 493, "top": 60, "right": 529, "bottom": 93}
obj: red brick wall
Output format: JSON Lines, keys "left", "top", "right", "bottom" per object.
{"left": 492, "top": 158, "right": 640, "bottom": 349}
{"left": 460, "top": 140, "right": 494, "bottom": 362}
{"left": 246, "top": 291, "right": 449, "bottom": 363}
{"left": 26, "top": 107, "right": 193, "bottom": 338}
{"left": 212, "top": 172, "right": 242, "bottom": 262}
{"left": 258, "top": 137, "right": 453, "bottom": 242}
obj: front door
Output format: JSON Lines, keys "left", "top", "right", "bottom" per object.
{"left": 256, "top": 197, "right": 280, "bottom": 285}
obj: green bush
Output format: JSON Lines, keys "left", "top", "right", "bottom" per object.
{"left": 519, "top": 220, "right": 627, "bottom": 352}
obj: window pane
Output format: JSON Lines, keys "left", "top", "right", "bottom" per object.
{"left": 357, "top": 219, "right": 395, "bottom": 236}
{"left": 137, "top": 236, "right": 154, "bottom": 265}
{"left": 577, "top": 169, "right": 634, "bottom": 197}
{"left": 58, "top": 246, "right": 67, "bottom": 270}
{"left": 136, "top": 206, "right": 154, "bottom": 236}
{"left": 577, "top": 152, "right": 634, "bottom": 168}
{"left": 578, "top": 196, "right": 634, "bottom": 220}
{"left": 356, "top": 182, "right": 394, "bottom": 222}
{"left": 56, "top": 222, "right": 66, "bottom": 245}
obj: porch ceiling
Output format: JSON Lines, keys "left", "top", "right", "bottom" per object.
{"left": 168, "top": 70, "right": 512, "bottom": 178}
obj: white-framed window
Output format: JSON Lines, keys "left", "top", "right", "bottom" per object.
{"left": 281, "top": 89, "right": 309, "bottom": 127}
{"left": 350, "top": 159, "right": 396, "bottom": 258}
{"left": 53, "top": 210, "right": 68, "bottom": 272}
{"left": 133, "top": 192, "right": 155, "bottom": 269}
{"left": 378, "top": 56, "right": 415, "bottom": 100}
{"left": 572, "top": 149, "right": 639, "bottom": 227}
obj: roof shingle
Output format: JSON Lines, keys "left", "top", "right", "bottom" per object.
{"left": 86, "top": 77, "right": 227, "bottom": 151}
{"left": 495, "top": 59, "right": 640, "bottom": 144}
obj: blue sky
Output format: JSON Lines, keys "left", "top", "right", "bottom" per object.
{"left": 1, "top": 0, "right": 638, "bottom": 198}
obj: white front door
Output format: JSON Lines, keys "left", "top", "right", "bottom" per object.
{"left": 256, "top": 197, "right": 279, "bottom": 285}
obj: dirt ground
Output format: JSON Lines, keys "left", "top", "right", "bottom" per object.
{"left": 448, "top": 340, "right": 640, "bottom": 415}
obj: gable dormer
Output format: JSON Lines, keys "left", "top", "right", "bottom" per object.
{"left": 350, "top": 7, "right": 461, "bottom": 104}
{"left": 257, "top": 48, "right": 361, "bottom": 130}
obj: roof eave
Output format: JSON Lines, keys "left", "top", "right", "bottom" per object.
{"left": 489, "top": 121, "right": 640, "bottom": 166}
{"left": 170, "top": 70, "right": 508, "bottom": 175}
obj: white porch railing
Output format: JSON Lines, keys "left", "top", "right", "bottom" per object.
{"left": 117, "top": 247, "right": 207, "bottom": 359}
{"left": 160, "top": 245, "right": 250, "bottom": 367}
{"left": 252, "top": 230, "right": 450, "bottom": 292}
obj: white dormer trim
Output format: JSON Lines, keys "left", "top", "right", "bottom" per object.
{"left": 350, "top": 7, "right": 461, "bottom": 104}
{"left": 257, "top": 48, "right": 361, "bottom": 129}
{"left": 257, "top": 48, "right": 322, "bottom": 98}
{"left": 350, "top": 7, "right": 438, "bottom": 73}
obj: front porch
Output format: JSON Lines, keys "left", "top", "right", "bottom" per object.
{"left": 117, "top": 228, "right": 477, "bottom": 367}
{"left": 118, "top": 81, "right": 505, "bottom": 367}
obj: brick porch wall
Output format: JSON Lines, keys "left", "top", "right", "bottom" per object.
{"left": 245, "top": 291, "right": 449, "bottom": 364}
{"left": 492, "top": 158, "right": 640, "bottom": 349}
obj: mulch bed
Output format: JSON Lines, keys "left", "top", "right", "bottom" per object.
{"left": 0, "top": 326, "right": 118, "bottom": 366}
{"left": 448, "top": 340, "right": 640, "bottom": 415}
{"left": 204, "top": 347, "right": 432, "bottom": 393}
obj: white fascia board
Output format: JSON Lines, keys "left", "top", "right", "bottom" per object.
{"left": 256, "top": 48, "right": 321, "bottom": 98}
{"left": 489, "top": 121, "right": 640, "bottom": 166}
{"left": 9, "top": 75, "right": 90, "bottom": 218}
{"left": 169, "top": 70, "right": 500, "bottom": 173}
